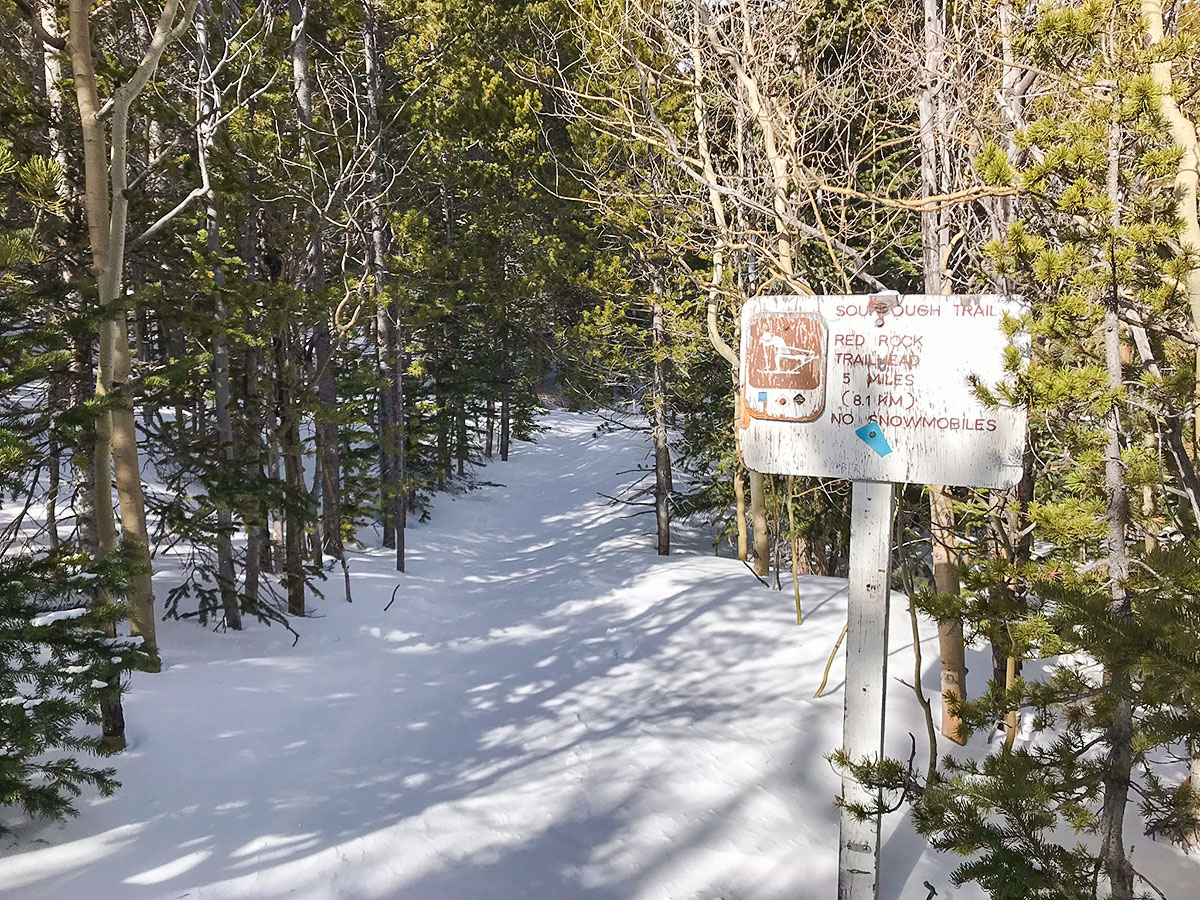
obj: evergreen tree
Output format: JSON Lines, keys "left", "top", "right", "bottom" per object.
{"left": 0, "top": 140, "right": 148, "bottom": 820}
{"left": 841, "top": 3, "right": 1200, "bottom": 897}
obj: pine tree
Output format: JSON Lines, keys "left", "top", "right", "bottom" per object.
{"left": 843, "top": 3, "right": 1200, "bottom": 896}
{"left": 0, "top": 550, "right": 149, "bottom": 821}
{"left": 0, "top": 141, "right": 148, "bottom": 821}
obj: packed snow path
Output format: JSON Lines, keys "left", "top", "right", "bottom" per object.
{"left": 9, "top": 411, "right": 1190, "bottom": 899}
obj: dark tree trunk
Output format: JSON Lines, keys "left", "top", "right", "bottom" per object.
{"left": 392, "top": 300, "right": 406, "bottom": 572}
{"left": 650, "top": 294, "right": 672, "bottom": 556}
{"left": 241, "top": 196, "right": 265, "bottom": 607}
{"left": 278, "top": 330, "right": 305, "bottom": 618}
{"left": 243, "top": 344, "right": 263, "bottom": 609}
{"left": 436, "top": 379, "right": 450, "bottom": 487}
{"left": 199, "top": 7, "right": 242, "bottom": 631}
{"left": 1099, "top": 119, "right": 1134, "bottom": 900}
{"left": 308, "top": 449, "right": 323, "bottom": 567}
{"left": 456, "top": 394, "right": 467, "bottom": 477}
{"left": 315, "top": 326, "right": 340, "bottom": 557}
{"left": 266, "top": 344, "right": 286, "bottom": 576}
{"left": 46, "top": 376, "right": 64, "bottom": 551}
{"left": 378, "top": 307, "right": 395, "bottom": 550}
{"left": 499, "top": 331, "right": 511, "bottom": 462}
{"left": 485, "top": 396, "right": 495, "bottom": 458}
{"left": 362, "top": 0, "right": 403, "bottom": 570}
{"left": 364, "top": 0, "right": 396, "bottom": 554}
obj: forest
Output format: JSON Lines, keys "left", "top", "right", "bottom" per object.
{"left": 3, "top": 0, "right": 1200, "bottom": 897}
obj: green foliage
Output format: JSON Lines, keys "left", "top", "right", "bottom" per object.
{"left": 0, "top": 549, "right": 148, "bottom": 822}
{"left": 915, "top": 749, "right": 1100, "bottom": 900}
{"left": 0, "top": 134, "right": 144, "bottom": 824}
{"left": 874, "top": 2, "right": 1200, "bottom": 895}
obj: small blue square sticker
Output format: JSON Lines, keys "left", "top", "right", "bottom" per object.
{"left": 757, "top": 391, "right": 768, "bottom": 403}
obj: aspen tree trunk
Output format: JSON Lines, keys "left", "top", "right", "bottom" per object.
{"left": 701, "top": 243, "right": 746, "bottom": 564}
{"left": 1099, "top": 120, "right": 1134, "bottom": 900}
{"left": 365, "top": 0, "right": 406, "bottom": 574}
{"left": 172, "top": 329, "right": 187, "bottom": 446}
{"left": 66, "top": 0, "right": 118, "bottom": 625}
{"left": 374, "top": 303, "right": 398, "bottom": 559}
{"left": 197, "top": 7, "right": 242, "bottom": 630}
{"left": 267, "top": 343, "right": 286, "bottom": 574}
{"left": 448, "top": 324, "right": 466, "bottom": 478}
{"left": 749, "top": 470, "right": 769, "bottom": 576}
{"left": 34, "top": 0, "right": 67, "bottom": 166}
{"left": 708, "top": 251, "right": 748, "bottom": 564}
{"left": 194, "top": 387, "right": 205, "bottom": 437}
{"left": 985, "top": 0, "right": 1039, "bottom": 741}
{"left": 929, "top": 486, "right": 966, "bottom": 740}
{"left": 70, "top": 328, "right": 122, "bottom": 744}
{"left": 314, "top": 335, "right": 339, "bottom": 558}
{"left": 135, "top": 303, "right": 157, "bottom": 429}
{"left": 730, "top": 30, "right": 780, "bottom": 580}
{"left": 111, "top": 337, "right": 156, "bottom": 661}
{"left": 67, "top": 0, "right": 194, "bottom": 670}
{"left": 918, "top": 0, "right": 967, "bottom": 742}
{"left": 289, "top": 0, "right": 340, "bottom": 561}
{"left": 65, "top": 0, "right": 195, "bottom": 732}
{"left": 1142, "top": 0, "right": 1200, "bottom": 445}
{"left": 1140, "top": 10, "right": 1200, "bottom": 800}
{"left": 994, "top": 0, "right": 1025, "bottom": 262}
{"left": 650, "top": 291, "right": 672, "bottom": 556}
{"left": 73, "top": 366, "right": 123, "bottom": 747}
{"left": 733, "top": 465, "right": 748, "bottom": 561}
{"left": 34, "top": 0, "right": 67, "bottom": 551}
{"left": 208, "top": 227, "right": 242, "bottom": 628}
{"left": 366, "top": 0, "right": 398, "bottom": 557}
{"left": 500, "top": 382, "right": 511, "bottom": 460}
{"left": 690, "top": 20, "right": 749, "bottom": 563}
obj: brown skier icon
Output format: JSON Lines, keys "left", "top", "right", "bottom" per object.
{"left": 748, "top": 314, "right": 824, "bottom": 389}
{"left": 744, "top": 311, "right": 828, "bottom": 423}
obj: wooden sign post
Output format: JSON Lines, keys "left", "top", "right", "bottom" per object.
{"left": 737, "top": 294, "right": 1028, "bottom": 900}
{"left": 839, "top": 479, "right": 895, "bottom": 900}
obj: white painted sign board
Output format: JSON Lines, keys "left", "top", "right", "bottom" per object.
{"left": 738, "top": 294, "right": 1028, "bottom": 489}
{"left": 736, "top": 294, "right": 1027, "bottom": 900}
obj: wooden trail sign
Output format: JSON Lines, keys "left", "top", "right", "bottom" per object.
{"left": 739, "top": 294, "right": 1028, "bottom": 489}
{"left": 738, "top": 294, "right": 1028, "bottom": 900}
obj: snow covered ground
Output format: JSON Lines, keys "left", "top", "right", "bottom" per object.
{"left": 2, "top": 411, "right": 1197, "bottom": 899}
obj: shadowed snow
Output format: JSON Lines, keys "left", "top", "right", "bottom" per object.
{"left": 5, "top": 412, "right": 1197, "bottom": 899}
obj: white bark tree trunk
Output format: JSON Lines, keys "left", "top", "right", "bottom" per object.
{"left": 66, "top": 0, "right": 197, "bottom": 669}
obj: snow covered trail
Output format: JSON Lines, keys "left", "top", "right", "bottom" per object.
{"left": 0, "top": 413, "right": 1036, "bottom": 898}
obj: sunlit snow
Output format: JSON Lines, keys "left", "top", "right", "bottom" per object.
{"left": 4, "top": 412, "right": 1198, "bottom": 899}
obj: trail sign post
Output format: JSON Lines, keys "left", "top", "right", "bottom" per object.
{"left": 737, "top": 294, "right": 1028, "bottom": 900}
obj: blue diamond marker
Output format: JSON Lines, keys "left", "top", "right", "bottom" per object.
{"left": 855, "top": 423, "right": 893, "bottom": 457}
